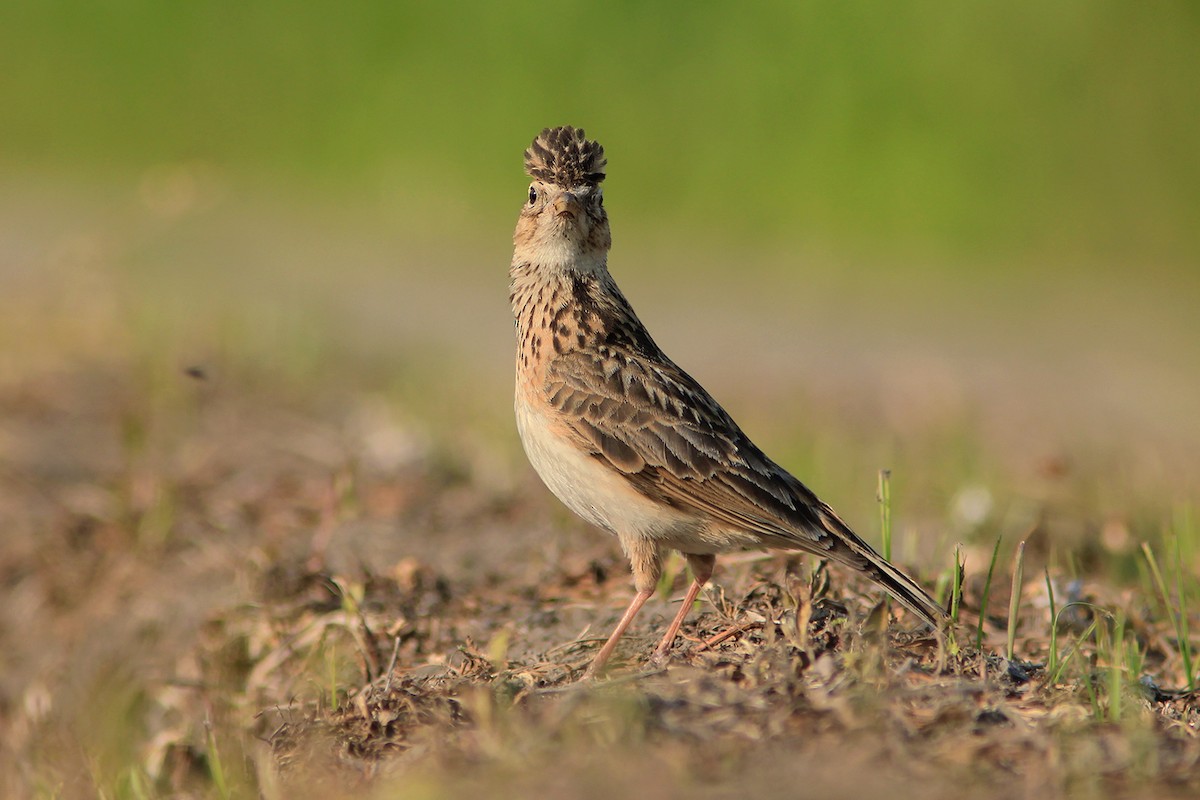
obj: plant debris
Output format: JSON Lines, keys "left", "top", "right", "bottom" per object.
{"left": 2, "top": 365, "right": 1198, "bottom": 800}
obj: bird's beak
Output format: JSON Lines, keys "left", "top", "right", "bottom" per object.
{"left": 551, "top": 192, "right": 583, "bottom": 219}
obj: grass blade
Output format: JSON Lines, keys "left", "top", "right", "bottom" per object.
{"left": 878, "top": 469, "right": 892, "bottom": 562}
{"left": 1007, "top": 540, "right": 1026, "bottom": 660}
{"left": 1050, "top": 615, "right": 1099, "bottom": 685}
{"left": 976, "top": 537, "right": 1002, "bottom": 650}
{"left": 951, "top": 544, "right": 965, "bottom": 624}
{"left": 1172, "top": 535, "right": 1195, "bottom": 690}
{"left": 1142, "top": 540, "right": 1195, "bottom": 690}
{"left": 1045, "top": 567, "right": 1058, "bottom": 676}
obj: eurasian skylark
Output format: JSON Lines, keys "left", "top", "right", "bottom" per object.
{"left": 510, "top": 126, "right": 948, "bottom": 678}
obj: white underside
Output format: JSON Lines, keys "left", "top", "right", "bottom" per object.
{"left": 515, "top": 389, "right": 707, "bottom": 545}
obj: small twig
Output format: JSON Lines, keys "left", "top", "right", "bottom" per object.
{"left": 382, "top": 635, "right": 402, "bottom": 694}
{"left": 696, "top": 620, "right": 764, "bottom": 652}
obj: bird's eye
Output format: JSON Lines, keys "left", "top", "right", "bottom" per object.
{"left": 528, "top": 186, "right": 538, "bottom": 204}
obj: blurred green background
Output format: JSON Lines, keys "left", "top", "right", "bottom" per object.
{"left": 3, "top": 0, "right": 1198, "bottom": 265}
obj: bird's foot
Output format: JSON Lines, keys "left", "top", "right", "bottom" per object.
{"left": 648, "top": 645, "right": 674, "bottom": 669}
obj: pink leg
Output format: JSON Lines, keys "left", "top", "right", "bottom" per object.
{"left": 651, "top": 554, "right": 715, "bottom": 664}
{"left": 583, "top": 588, "right": 654, "bottom": 679}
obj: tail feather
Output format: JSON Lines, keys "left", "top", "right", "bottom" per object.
{"left": 813, "top": 506, "right": 949, "bottom": 629}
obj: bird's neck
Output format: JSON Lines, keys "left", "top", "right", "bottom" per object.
{"left": 510, "top": 259, "right": 662, "bottom": 376}
{"left": 510, "top": 261, "right": 606, "bottom": 355}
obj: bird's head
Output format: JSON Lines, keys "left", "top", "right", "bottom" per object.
{"left": 513, "top": 126, "right": 611, "bottom": 272}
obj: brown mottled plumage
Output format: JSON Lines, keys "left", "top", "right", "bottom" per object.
{"left": 510, "top": 126, "right": 947, "bottom": 678}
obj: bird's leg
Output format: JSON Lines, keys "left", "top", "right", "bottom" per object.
{"left": 651, "top": 553, "right": 715, "bottom": 664}
{"left": 583, "top": 535, "right": 663, "bottom": 679}
{"left": 583, "top": 587, "right": 654, "bottom": 679}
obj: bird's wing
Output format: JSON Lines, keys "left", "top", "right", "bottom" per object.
{"left": 543, "top": 344, "right": 949, "bottom": 627}
{"left": 543, "top": 345, "right": 837, "bottom": 550}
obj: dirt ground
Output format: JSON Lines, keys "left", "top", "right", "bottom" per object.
{"left": 2, "top": 187, "right": 1198, "bottom": 799}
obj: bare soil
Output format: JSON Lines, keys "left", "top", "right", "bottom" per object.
{"left": 2, "top": 361, "right": 1197, "bottom": 800}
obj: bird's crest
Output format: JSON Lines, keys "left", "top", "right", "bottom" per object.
{"left": 524, "top": 126, "right": 606, "bottom": 188}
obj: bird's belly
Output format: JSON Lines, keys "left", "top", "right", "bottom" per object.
{"left": 515, "top": 392, "right": 698, "bottom": 541}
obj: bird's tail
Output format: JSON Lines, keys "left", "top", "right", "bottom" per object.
{"left": 813, "top": 505, "right": 949, "bottom": 629}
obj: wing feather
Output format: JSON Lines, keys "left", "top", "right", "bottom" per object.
{"left": 544, "top": 347, "right": 827, "bottom": 545}
{"left": 541, "top": 343, "right": 948, "bottom": 627}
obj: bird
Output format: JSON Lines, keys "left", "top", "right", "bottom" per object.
{"left": 509, "top": 125, "right": 948, "bottom": 678}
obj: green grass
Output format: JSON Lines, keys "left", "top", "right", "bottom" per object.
{"left": 877, "top": 469, "right": 893, "bottom": 562}
{"left": 976, "top": 537, "right": 1002, "bottom": 650}
{"left": 950, "top": 544, "right": 965, "bottom": 626}
{"left": 1007, "top": 540, "right": 1025, "bottom": 660}
{"left": 1143, "top": 537, "right": 1196, "bottom": 690}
